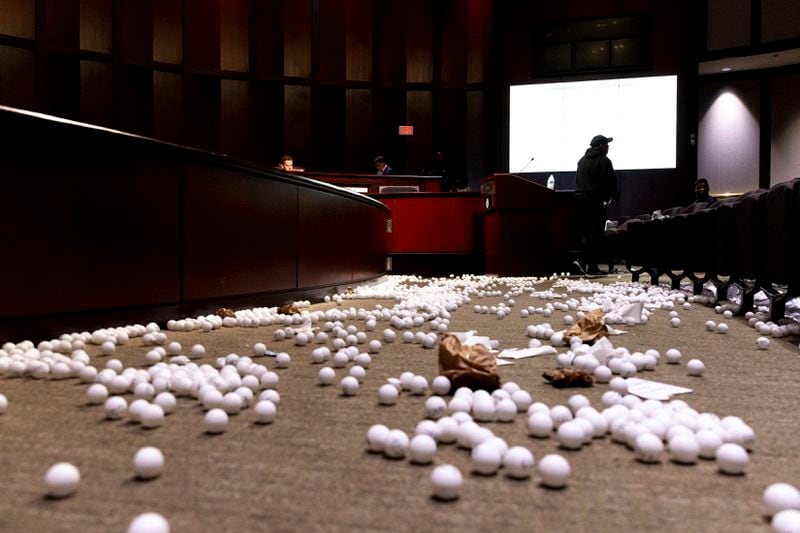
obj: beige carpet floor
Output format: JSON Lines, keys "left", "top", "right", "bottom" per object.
{"left": 0, "top": 275, "right": 798, "bottom": 532}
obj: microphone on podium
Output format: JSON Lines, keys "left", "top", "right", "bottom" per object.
{"left": 519, "top": 156, "right": 535, "bottom": 172}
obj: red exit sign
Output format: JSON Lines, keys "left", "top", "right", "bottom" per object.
{"left": 398, "top": 125, "right": 414, "bottom": 136}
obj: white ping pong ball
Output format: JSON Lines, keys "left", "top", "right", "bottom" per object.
{"left": 383, "top": 429, "right": 409, "bottom": 459}
{"left": 104, "top": 396, "right": 128, "bottom": 419}
{"left": 538, "top": 454, "right": 571, "bottom": 488}
{"left": 757, "top": 337, "right": 770, "bottom": 350}
{"left": 254, "top": 400, "right": 277, "bottom": 424}
{"left": 715, "top": 442, "right": 749, "bottom": 474}
{"left": 127, "top": 512, "right": 170, "bottom": 533}
{"left": 366, "top": 424, "right": 390, "bottom": 452}
{"left": 44, "top": 462, "right": 81, "bottom": 498}
{"left": 431, "top": 376, "right": 451, "bottom": 395}
{"left": 687, "top": 359, "right": 705, "bottom": 376}
{"left": 0, "top": 393, "right": 8, "bottom": 414}
{"left": 340, "top": 376, "right": 359, "bottom": 396}
{"left": 503, "top": 446, "right": 534, "bottom": 479}
{"left": 204, "top": 408, "right": 229, "bottom": 434}
{"left": 772, "top": 510, "right": 800, "bottom": 533}
{"left": 134, "top": 446, "right": 164, "bottom": 479}
{"left": 409, "top": 434, "right": 437, "bottom": 464}
{"left": 763, "top": 483, "right": 800, "bottom": 518}
{"left": 318, "top": 367, "right": 336, "bottom": 385}
{"left": 431, "top": 464, "right": 463, "bottom": 500}
{"left": 378, "top": 383, "right": 399, "bottom": 405}
{"left": 87, "top": 383, "right": 109, "bottom": 405}
{"left": 716, "top": 323, "right": 729, "bottom": 334}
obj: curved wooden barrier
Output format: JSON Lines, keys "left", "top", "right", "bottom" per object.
{"left": 0, "top": 106, "right": 389, "bottom": 342}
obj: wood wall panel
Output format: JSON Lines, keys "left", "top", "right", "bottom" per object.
{"left": 345, "top": 88, "right": 373, "bottom": 171}
{"left": 298, "top": 188, "right": 354, "bottom": 287}
{"left": 251, "top": 0, "right": 283, "bottom": 77}
{"left": 187, "top": 75, "right": 220, "bottom": 152}
{"left": 190, "top": 0, "right": 220, "bottom": 69}
{"left": 44, "top": 54, "right": 80, "bottom": 119}
{"left": 152, "top": 0, "right": 183, "bottom": 64}
{"left": 466, "top": 90, "right": 486, "bottom": 187}
{"left": 221, "top": 79, "right": 249, "bottom": 160}
{"left": 0, "top": 46, "right": 36, "bottom": 109}
{"left": 313, "top": 85, "right": 345, "bottom": 170}
{"left": 762, "top": 0, "right": 800, "bottom": 43}
{"left": 119, "top": 0, "right": 153, "bottom": 64}
{"left": 183, "top": 166, "right": 299, "bottom": 300}
{"left": 441, "top": 0, "right": 466, "bottom": 85}
{"left": 374, "top": 89, "right": 406, "bottom": 170}
{"left": 44, "top": 0, "right": 79, "bottom": 49}
{"left": 249, "top": 81, "right": 284, "bottom": 165}
{"left": 466, "top": 0, "right": 491, "bottom": 84}
{"left": 284, "top": 84, "right": 311, "bottom": 161}
{"left": 0, "top": 0, "right": 35, "bottom": 39}
{"left": 439, "top": 89, "right": 466, "bottom": 181}
{"left": 153, "top": 71, "right": 183, "bottom": 144}
{"left": 80, "top": 59, "right": 112, "bottom": 126}
{"left": 117, "top": 66, "right": 153, "bottom": 136}
{"left": 345, "top": 0, "right": 372, "bottom": 81}
{"left": 377, "top": 0, "right": 405, "bottom": 86}
{"left": 221, "top": 0, "right": 249, "bottom": 72}
{"left": 405, "top": 0, "right": 432, "bottom": 83}
{"left": 406, "top": 90, "right": 432, "bottom": 173}
{"left": 284, "top": 0, "right": 312, "bottom": 77}
{"left": 79, "top": 0, "right": 112, "bottom": 53}
{"left": 319, "top": 0, "right": 346, "bottom": 81}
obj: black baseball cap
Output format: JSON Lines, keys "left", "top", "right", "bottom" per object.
{"left": 590, "top": 135, "right": 613, "bottom": 147}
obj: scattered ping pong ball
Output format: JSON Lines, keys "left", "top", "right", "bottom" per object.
{"left": 668, "top": 433, "right": 700, "bottom": 464}
{"left": 378, "top": 383, "right": 398, "bottom": 405}
{"left": 472, "top": 442, "right": 503, "bottom": 475}
{"left": 715, "top": 442, "right": 749, "bottom": 474}
{"left": 425, "top": 396, "right": 447, "bottom": 419}
{"left": 716, "top": 323, "right": 729, "bottom": 334}
{"left": 635, "top": 433, "right": 663, "bottom": 463}
{"left": 0, "top": 393, "right": 7, "bottom": 414}
{"left": 318, "top": 367, "right": 336, "bottom": 385}
{"left": 166, "top": 341, "right": 181, "bottom": 355}
{"left": 154, "top": 392, "right": 176, "bottom": 415}
{"left": 383, "top": 429, "right": 409, "bottom": 459}
{"left": 763, "top": 483, "right": 800, "bottom": 518}
{"left": 368, "top": 340, "right": 381, "bottom": 354}
{"left": 665, "top": 349, "right": 682, "bottom": 364}
{"left": 340, "top": 376, "right": 359, "bottom": 396}
{"left": 409, "top": 375, "right": 428, "bottom": 395}
{"left": 348, "top": 365, "right": 366, "bottom": 383}
{"left": 87, "top": 383, "right": 109, "bottom": 405}
{"left": 275, "top": 352, "right": 291, "bottom": 368}
{"left": 723, "top": 310, "right": 733, "bottom": 319}
{"left": 687, "top": 359, "right": 705, "bottom": 376}
{"left": 204, "top": 408, "right": 228, "bottom": 434}
{"left": 409, "top": 434, "right": 437, "bottom": 464}
{"left": 44, "top": 462, "right": 80, "bottom": 498}
{"left": 609, "top": 377, "right": 628, "bottom": 394}
{"left": 431, "top": 375, "right": 451, "bottom": 395}
{"left": 503, "top": 446, "right": 534, "bottom": 479}
{"left": 354, "top": 353, "right": 372, "bottom": 368}
{"left": 705, "top": 320, "right": 717, "bottom": 331}
{"left": 254, "top": 400, "right": 277, "bottom": 424}
{"left": 431, "top": 464, "right": 463, "bottom": 500}
{"left": 557, "top": 421, "right": 584, "bottom": 450}
{"left": 527, "top": 412, "right": 553, "bottom": 438}
{"left": 538, "top": 454, "right": 571, "bottom": 488}
{"left": 134, "top": 446, "right": 164, "bottom": 479}
{"left": 104, "top": 396, "right": 128, "bottom": 419}
{"left": 772, "top": 510, "right": 800, "bottom": 533}
{"left": 190, "top": 344, "right": 206, "bottom": 358}
{"left": 252, "top": 342, "right": 267, "bottom": 356}
{"left": 670, "top": 317, "right": 681, "bottom": 328}
{"left": 366, "top": 424, "right": 390, "bottom": 452}
{"left": 141, "top": 404, "right": 165, "bottom": 429}
{"left": 127, "top": 512, "right": 170, "bottom": 533}
{"left": 101, "top": 341, "right": 116, "bottom": 355}
{"left": 757, "top": 337, "right": 771, "bottom": 350}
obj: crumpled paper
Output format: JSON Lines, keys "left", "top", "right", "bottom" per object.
{"left": 564, "top": 309, "right": 608, "bottom": 344}
{"left": 542, "top": 368, "right": 594, "bottom": 388}
{"left": 438, "top": 334, "right": 501, "bottom": 391}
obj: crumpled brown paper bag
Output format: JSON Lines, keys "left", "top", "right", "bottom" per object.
{"left": 564, "top": 308, "right": 608, "bottom": 344}
{"left": 438, "top": 334, "right": 501, "bottom": 391}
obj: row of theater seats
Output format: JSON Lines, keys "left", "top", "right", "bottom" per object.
{"left": 604, "top": 177, "right": 800, "bottom": 322}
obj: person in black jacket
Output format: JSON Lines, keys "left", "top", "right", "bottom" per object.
{"left": 573, "top": 134, "right": 619, "bottom": 276}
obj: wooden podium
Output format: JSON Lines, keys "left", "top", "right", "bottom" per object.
{"left": 481, "top": 173, "right": 575, "bottom": 276}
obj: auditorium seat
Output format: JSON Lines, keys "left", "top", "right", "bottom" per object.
{"left": 759, "top": 178, "right": 800, "bottom": 321}
{"left": 728, "top": 189, "right": 768, "bottom": 314}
